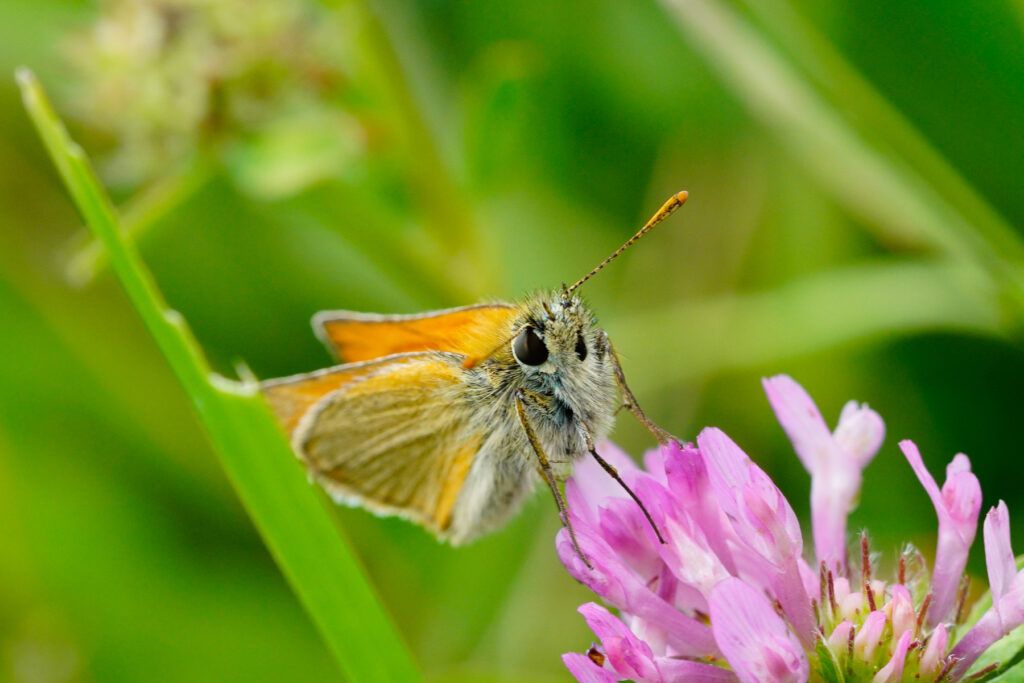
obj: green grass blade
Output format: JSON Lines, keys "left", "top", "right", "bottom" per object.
{"left": 17, "top": 67, "right": 421, "bottom": 683}
{"left": 63, "top": 153, "right": 215, "bottom": 287}
{"left": 659, "top": 0, "right": 1024, "bottom": 309}
{"left": 737, "top": 0, "right": 1024, "bottom": 284}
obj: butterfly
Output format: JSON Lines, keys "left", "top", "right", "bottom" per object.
{"left": 262, "top": 191, "right": 688, "bottom": 565}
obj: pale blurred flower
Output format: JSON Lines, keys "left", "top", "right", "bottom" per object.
{"left": 559, "top": 375, "right": 1018, "bottom": 682}
{"left": 64, "top": 0, "right": 362, "bottom": 195}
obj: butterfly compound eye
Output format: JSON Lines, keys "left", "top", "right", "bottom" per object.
{"left": 512, "top": 327, "right": 549, "bottom": 366}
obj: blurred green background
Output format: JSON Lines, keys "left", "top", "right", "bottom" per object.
{"left": 2, "top": 0, "right": 1024, "bottom": 681}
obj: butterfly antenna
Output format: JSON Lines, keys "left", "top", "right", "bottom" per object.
{"left": 565, "top": 190, "right": 688, "bottom": 295}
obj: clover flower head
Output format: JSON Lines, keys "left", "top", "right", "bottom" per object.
{"left": 560, "top": 375, "right": 1019, "bottom": 682}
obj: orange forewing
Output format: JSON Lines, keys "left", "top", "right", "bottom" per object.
{"left": 313, "top": 303, "right": 518, "bottom": 363}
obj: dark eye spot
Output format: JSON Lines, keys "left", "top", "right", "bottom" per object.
{"left": 575, "top": 333, "right": 588, "bottom": 361}
{"left": 512, "top": 326, "right": 549, "bottom": 366}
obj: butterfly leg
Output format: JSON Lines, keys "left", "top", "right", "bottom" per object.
{"left": 578, "top": 425, "right": 666, "bottom": 545}
{"left": 605, "top": 335, "right": 675, "bottom": 444}
{"left": 515, "top": 390, "right": 592, "bottom": 570}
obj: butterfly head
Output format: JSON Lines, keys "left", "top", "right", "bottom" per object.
{"left": 510, "top": 291, "right": 602, "bottom": 376}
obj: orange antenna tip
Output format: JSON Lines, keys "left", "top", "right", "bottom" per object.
{"left": 565, "top": 190, "right": 690, "bottom": 294}
{"left": 646, "top": 190, "right": 689, "bottom": 226}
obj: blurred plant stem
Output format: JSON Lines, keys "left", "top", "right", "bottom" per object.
{"left": 335, "top": 0, "right": 492, "bottom": 297}
{"left": 64, "top": 153, "right": 215, "bottom": 287}
{"left": 738, "top": 0, "right": 1024, "bottom": 302}
{"left": 269, "top": 181, "right": 485, "bottom": 306}
{"left": 18, "top": 68, "right": 421, "bottom": 683}
{"left": 660, "top": 0, "right": 1024, "bottom": 314}
{"left": 611, "top": 258, "right": 1004, "bottom": 392}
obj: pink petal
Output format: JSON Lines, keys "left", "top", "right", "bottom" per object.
{"left": 563, "top": 652, "right": 618, "bottom": 683}
{"left": 900, "top": 440, "right": 982, "bottom": 626}
{"left": 698, "top": 430, "right": 804, "bottom": 569}
{"left": 579, "top": 603, "right": 659, "bottom": 682}
{"left": 567, "top": 441, "right": 643, "bottom": 524}
{"left": 641, "top": 445, "right": 671, "bottom": 485}
{"left": 809, "top": 479, "right": 852, "bottom": 575}
{"left": 649, "top": 560, "right": 707, "bottom": 615}
{"left": 574, "top": 604, "right": 739, "bottom": 683}
{"left": 833, "top": 400, "right": 885, "bottom": 467}
{"left": 727, "top": 466, "right": 814, "bottom": 645}
{"left": 943, "top": 454, "right": 982, "bottom": 529}
{"left": 888, "top": 585, "right": 916, "bottom": 640}
{"left": 663, "top": 442, "right": 738, "bottom": 574}
{"left": 658, "top": 509, "right": 729, "bottom": 601}
{"left": 854, "top": 611, "right": 886, "bottom": 660}
{"left": 953, "top": 553, "right": 1024, "bottom": 672}
{"left": 663, "top": 441, "right": 704, "bottom": 501}
{"left": 827, "top": 621, "right": 853, "bottom": 651}
{"left": 767, "top": 559, "right": 817, "bottom": 648}
{"left": 557, "top": 526, "right": 718, "bottom": 657}
{"left": 607, "top": 478, "right": 709, "bottom": 613}
{"left": 741, "top": 467, "right": 803, "bottom": 554}
{"left": 797, "top": 558, "right": 819, "bottom": 598}
{"left": 920, "top": 624, "right": 948, "bottom": 676}
{"left": 597, "top": 495, "right": 664, "bottom": 580}
{"left": 596, "top": 441, "right": 642, "bottom": 478}
{"left": 951, "top": 608, "right": 1004, "bottom": 674}
{"left": 656, "top": 659, "right": 738, "bottom": 682}
{"left": 762, "top": 375, "right": 832, "bottom": 475}
{"left": 697, "top": 428, "right": 752, "bottom": 517}
{"left": 872, "top": 630, "right": 913, "bottom": 683}
{"left": 709, "top": 578, "right": 808, "bottom": 683}
{"left": 984, "top": 502, "right": 1016, "bottom": 613}
{"left": 899, "top": 440, "right": 946, "bottom": 522}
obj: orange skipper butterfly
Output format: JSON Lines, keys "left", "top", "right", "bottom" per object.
{"left": 262, "top": 192, "right": 688, "bottom": 564}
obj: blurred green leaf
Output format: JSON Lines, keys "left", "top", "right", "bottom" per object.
{"left": 991, "top": 667, "right": 1024, "bottom": 683}
{"left": 17, "top": 67, "right": 420, "bottom": 683}
{"left": 971, "top": 626, "right": 1024, "bottom": 682}
{"left": 225, "top": 109, "right": 366, "bottom": 199}
{"left": 964, "top": 556, "right": 1024, "bottom": 681}
{"left": 813, "top": 636, "right": 844, "bottom": 683}
{"left": 611, "top": 258, "right": 1003, "bottom": 393}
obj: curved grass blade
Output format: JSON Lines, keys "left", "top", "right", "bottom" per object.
{"left": 17, "top": 67, "right": 420, "bottom": 683}
{"left": 659, "top": 0, "right": 1024, "bottom": 310}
